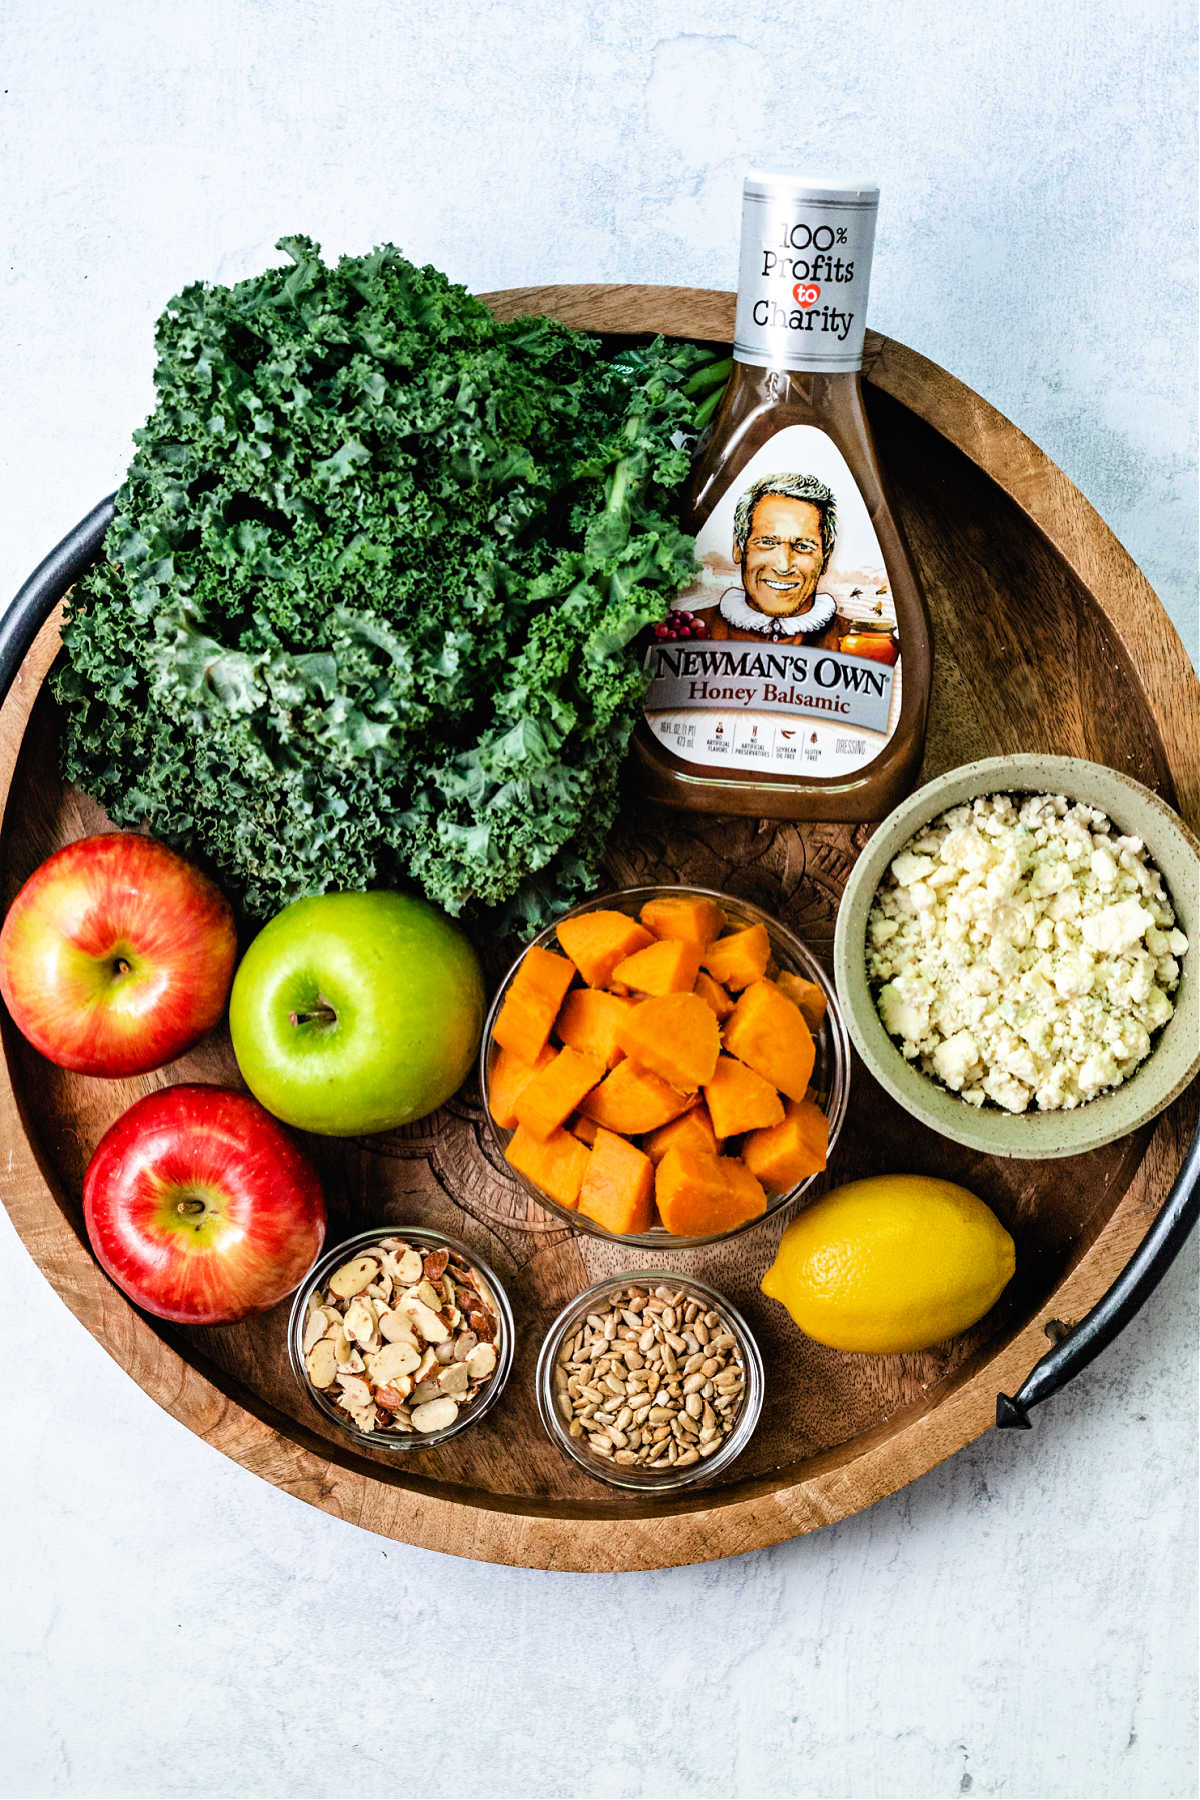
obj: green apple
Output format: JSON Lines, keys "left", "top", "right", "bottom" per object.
{"left": 229, "top": 891, "right": 485, "bottom": 1136}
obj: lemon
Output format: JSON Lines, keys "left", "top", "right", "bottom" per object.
{"left": 761, "top": 1175, "right": 1015, "bottom": 1353}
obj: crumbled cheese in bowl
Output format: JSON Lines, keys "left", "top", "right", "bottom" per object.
{"left": 865, "top": 793, "right": 1188, "bottom": 1114}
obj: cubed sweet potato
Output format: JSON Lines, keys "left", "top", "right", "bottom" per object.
{"left": 577, "top": 1128, "right": 655, "bottom": 1236}
{"left": 642, "top": 1102, "right": 721, "bottom": 1165}
{"left": 514, "top": 1046, "right": 606, "bottom": 1140}
{"left": 580, "top": 1060, "right": 693, "bottom": 1134}
{"left": 611, "top": 937, "right": 701, "bottom": 995}
{"left": 614, "top": 992, "right": 720, "bottom": 1089}
{"left": 488, "top": 1043, "right": 555, "bottom": 1130}
{"left": 722, "top": 978, "right": 816, "bottom": 1101}
{"left": 700, "top": 922, "right": 770, "bottom": 990}
{"left": 505, "top": 1123, "right": 590, "bottom": 1210}
{"left": 775, "top": 969, "right": 829, "bottom": 1033}
{"left": 742, "top": 1098, "right": 828, "bottom": 1192}
{"left": 655, "top": 1147, "right": 767, "bottom": 1237}
{"left": 569, "top": 1113, "right": 600, "bottom": 1146}
{"left": 703, "top": 1053, "right": 785, "bottom": 1138}
{"left": 693, "top": 969, "right": 735, "bottom": 1021}
{"left": 556, "top": 910, "right": 653, "bottom": 988}
{"left": 639, "top": 894, "right": 726, "bottom": 949}
{"left": 492, "top": 946, "right": 576, "bottom": 1063}
{"left": 555, "top": 986, "right": 634, "bottom": 1070}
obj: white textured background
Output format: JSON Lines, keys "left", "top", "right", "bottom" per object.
{"left": 1, "top": 3, "right": 1196, "bottom": 1797}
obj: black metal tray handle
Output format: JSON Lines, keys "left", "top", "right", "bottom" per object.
{"left": 2, "top": 501, "right": 1198, "bottom": 1432}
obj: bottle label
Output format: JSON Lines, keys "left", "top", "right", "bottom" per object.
{"left": 734, "top": 182, "right": 877, "bottom": 372}
{"left": 642, "top": 425, "right": 902, "bottom": 779}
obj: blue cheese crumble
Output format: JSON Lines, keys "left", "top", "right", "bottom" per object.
{"left": 866, "top": 792, "right": 1188, "bottom": 1113}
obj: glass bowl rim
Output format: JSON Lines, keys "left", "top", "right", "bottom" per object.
{"left": 480, "top": 882, "right": 851, "bottom": 1248}
{"left": 287, "top": 1224, "right": 515, "bottom": 1452}
{"left": 534, "top": 1267, "right": 765, "bottom": 1493}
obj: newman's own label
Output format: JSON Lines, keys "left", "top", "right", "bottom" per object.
{"left": 643, "top": 422, "right": 903, "bottom": 778}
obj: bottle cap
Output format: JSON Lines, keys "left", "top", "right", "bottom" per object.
{"left": 734, "top": 173, "right": 879, "bottom": 373}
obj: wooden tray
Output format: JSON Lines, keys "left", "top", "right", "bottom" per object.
{"left": 1, "top": 286, "right": 1196, "bottom": 1572}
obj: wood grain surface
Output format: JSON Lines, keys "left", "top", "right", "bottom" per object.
{"left": 0, "top": 285, "right": 1196, "bottom": 1571}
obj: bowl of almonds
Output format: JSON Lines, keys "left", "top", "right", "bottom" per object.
{"left": 288, "top": 1227, "right": 513, "bottom": 1448}
{"left": 535, "top": 1273, "right": 764, "bottom": 1490}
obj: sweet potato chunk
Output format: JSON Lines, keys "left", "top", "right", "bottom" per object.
{"left": 505, "top": 1123, "right": 590, "bottom": 1210}
{"left": 655, "top": 1147, "right": 767, "bottom": 1237}
{"left": 703, "top": 1053, "right": 785, "bottom": 1138}
{"left": 488, "top": 1043, "right": 555, "bottom": 1131}
{"left": 569, "top": 1113, "right": 600, "bottom": 1146}
{"left": 492, "top": 947, "right": 576, "bottom": 1063}
{"left": 642, "top": 1102, "right": 721, "bottom": 1165}
{"left": 611, "top": 937, "right": 701, "bottom": 996}
{"left": 614, "top": 992, "right": 720, "bottom": 1089}
{"left": 580, "top": 1060, "right": 693, "bottom": 1134}
{"left": 639, "top": 894, "right": 726, "bottom": 949}
{"left": 514, "top": 1046, "right": 606, "bottom": 1140}
{"left": 742, "top": 1098, "right": 828, "bottom": 1192}
{"left": 693, "top": 969, "right": 735, "bottom": 1021}
{"left": 555, "top": 987, "right": 634, "bottom": 1069}
{"left": 775, "top": 969, "right": 829, "bottom": 1033}
{"left": 700, "top": 922, "right": 770, "bottom": 990}
{"left": 722, "top": 979, "right": 816, "bottom": 1101}
{"left": 556, "top": 910, "right": 653, "bottom": 989}
{"left": 577, "top": 1128, "right": 655, "bottom": 1235}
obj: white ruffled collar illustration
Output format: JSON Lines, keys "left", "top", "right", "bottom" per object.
{"left": 718, "top": 586, "right": 837, "bottom": 640}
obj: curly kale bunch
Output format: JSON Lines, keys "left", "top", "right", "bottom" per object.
{"left": 56, "top": 238, "right": 725, "bottom": 931}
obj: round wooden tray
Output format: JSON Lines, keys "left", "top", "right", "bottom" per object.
{"left": 1, "top": 286, "right": 1196, "bottom": 1571}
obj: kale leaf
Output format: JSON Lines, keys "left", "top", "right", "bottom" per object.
{"left": 56, "top": 238, "right": 714, "bottom": 931}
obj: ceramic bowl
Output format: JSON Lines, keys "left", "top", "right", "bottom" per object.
{"left": 833, "top": 755, "right": 1200, "bottom": 1158}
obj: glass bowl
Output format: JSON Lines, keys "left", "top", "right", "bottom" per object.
{"left": 535, "top": 1270, "right": 765, "bottom": 1492}
{"left": 287, "top": 1226, "right": 514, "bottom": 1451}
{"left": 481, "top": 884, "right": 850, "bottom": 1247}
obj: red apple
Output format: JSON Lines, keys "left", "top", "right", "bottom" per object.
{"left": 83, "top": 1084, "right": 326, "bottom": 1324}
{"left": 0, "top": 833, "right": 237, "bottom": 1076}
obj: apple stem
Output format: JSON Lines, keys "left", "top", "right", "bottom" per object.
{"left": 176, "top": 1197, "right": 207, "bottom": 1217}
{"left": 289, "top": 1002, "right": 338, "bottom": 1029}
{"left": 113, "top": 957, "right": 131, "bottom": 977}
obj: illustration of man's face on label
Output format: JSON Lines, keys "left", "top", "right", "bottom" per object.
{"left": 732, "top": 475, "right": 837, "bottom": 620}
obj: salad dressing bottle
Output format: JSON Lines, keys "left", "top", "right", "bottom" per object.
{"left": 635, "top": 172, "right": 931, "bottom": 820}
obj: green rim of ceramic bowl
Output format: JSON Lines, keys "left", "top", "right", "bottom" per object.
{"left": 833, "top": 755, "right": 1200, "bottom": 1159}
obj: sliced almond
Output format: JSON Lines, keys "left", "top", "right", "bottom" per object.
{"left": 438, "top": 1361, "right": 470, "bottom": 1396}
{"left": 400, "top": 1296, "right": 451, "bottom": 1344}
{"left": 336, "top": 1373, "right": 372, "bottom": 1409}
{"left": 374, "top": 1380, "right": 412, "bottom": 1409}
{"left": 378, "top": 1309, "right": 419, "bottom": 1346}
{"left": 342, "top": 1403, "right": 376, "bottom": 1433}
{"left": 395, "top": 1248, "right": 424, "bottom": 1284}
{"left": 453, "top": 1330, "right": 478, "bottom": 1362}
{"left": 416, "top": 1278, "right": 445, "bottom": 1312}
{"left": 422, "top": 1248, "right": 450, "bottom": 1282}
{"left": 302, "top": 1305, "right": 334, "bottom": 1355}
{"left": 328, "top": 1256, "right": 379, "bottom": 1299}
{"left": 344, "top": 1296, "right": 381, "bottom": 1349}
{"left": 413, "top": 1347, "right": 439, "bottom": 1385}
{"left": 336, "top": 1346, "right": 365, "bottom": 1375}
{"left": 466, "top": 1342, "right": 498, "bottom": 1381}
{"left": 305, "top": 1338, "right": 338, "bottom": 1389}
{"left": 409, "top": 1379, "right": 444, "bottom": 1406}
{"left": 411, "top": 1397, "right": 459, "bottom": 1433}
{"left": 370, "top": 1340, "right": 421, "bottom": 1384}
